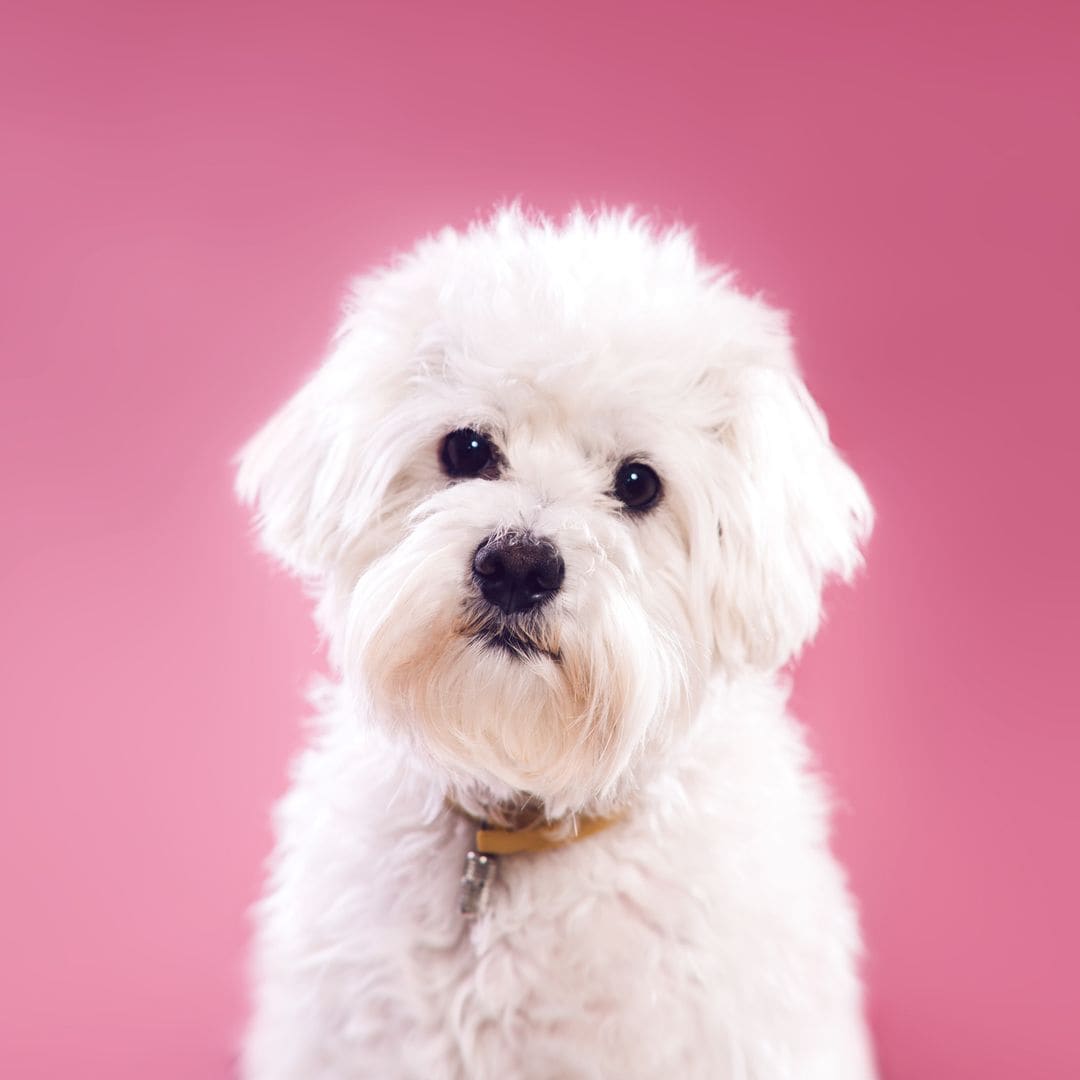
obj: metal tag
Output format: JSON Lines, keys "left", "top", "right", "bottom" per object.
{"left": 459, "top": 849, "right": 498, "bottom": 917}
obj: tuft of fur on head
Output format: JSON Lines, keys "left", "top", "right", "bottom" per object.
{"left": 237, "top": 206, "right": 871, "bottom": 817}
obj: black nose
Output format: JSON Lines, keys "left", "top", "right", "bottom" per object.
{"left": 472, "top": 532, "right": 565, "bottom": 615}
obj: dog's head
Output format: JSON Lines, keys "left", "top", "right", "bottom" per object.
{"left": 238, "top": 208, "right": 871, "bottom": 815}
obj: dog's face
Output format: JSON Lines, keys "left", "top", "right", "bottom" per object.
{"left": 238, "top": 210, "right": 871, "bottom": 814}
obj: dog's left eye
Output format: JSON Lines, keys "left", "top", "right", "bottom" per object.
{"left": 440, "top": 428, "right": 496, "bottom": 478}
{"left": 613, "top": 460, "right": 662, "bottom": 511}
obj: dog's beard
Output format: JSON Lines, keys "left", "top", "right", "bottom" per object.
{"left": 343, "top": 515, "right": 691, "bottom": 815}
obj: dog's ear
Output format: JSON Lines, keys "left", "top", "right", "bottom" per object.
{"left": 236, "top": 350, "right": 360, "bottom": 577}
{"left": 235, "top": 306, "right": 406, "bottom": 579}
{"left": 712, "top": 353, "right": 873, "bottom": 671}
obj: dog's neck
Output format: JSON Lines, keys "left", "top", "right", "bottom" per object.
{"left": 446, "top": 792, "right": 548, "bottom": 832}
{"left": 448, "top": 790, "right": 624, "bottom": 844}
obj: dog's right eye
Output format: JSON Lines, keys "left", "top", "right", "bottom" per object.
{"left": 440, "top": 428, "right": 496, "bottom": 478}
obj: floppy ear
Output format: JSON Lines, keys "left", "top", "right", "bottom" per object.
{"left": 236, "top": 352, "right": 352, "bottom": 576}
{"left": 235, "top": 307, "right": 410, "bottom": 579}
{"left": 713, "top": 357, "right": 873, "bottom": 671}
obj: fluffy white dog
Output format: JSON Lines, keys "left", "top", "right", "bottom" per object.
{"left": 237, "top": 207, "right": 877, "bottom": 1079}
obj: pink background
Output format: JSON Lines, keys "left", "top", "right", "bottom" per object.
{"left": 2, "top": 2, "right": 1077, "bottom": 1077}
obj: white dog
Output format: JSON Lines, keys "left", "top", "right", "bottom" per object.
{"left": 236, "top": 207, "right": 877, "bottom": 1079}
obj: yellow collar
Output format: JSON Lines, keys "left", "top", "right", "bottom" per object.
{"left": 449, "top": 799, "right": 624, "bottom": 916}
{"left": 448, "top": 799, "right": 625, "bottom": 855}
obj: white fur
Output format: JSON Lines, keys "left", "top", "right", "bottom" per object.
{"left": 237, "top": 207, "right": 877, "bottom": 1078}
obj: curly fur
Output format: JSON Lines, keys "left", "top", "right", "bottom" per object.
{"left": 236, "top": 206, "right": 877, "bottom": 1079}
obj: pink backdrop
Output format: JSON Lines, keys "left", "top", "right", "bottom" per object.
{"left": 2, "top": 2, "right": 1077, "bottom": 1077}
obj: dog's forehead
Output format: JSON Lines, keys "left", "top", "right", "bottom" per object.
{"left": 427, "top": 344, "right": 692, "bottom": 461}
{"left": 424, "top": 308, "right": 717, "bottom": 453}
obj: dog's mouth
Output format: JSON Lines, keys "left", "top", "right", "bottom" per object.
{"left": 458, "top": 607, "right": 562, "bottom": 663}
{"left": 477, "top": 625, "right": 560, "bottom": 662}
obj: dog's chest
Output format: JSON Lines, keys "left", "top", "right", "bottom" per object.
{"left": 267, "top": 701, "right": 870, "bottom": 1077}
